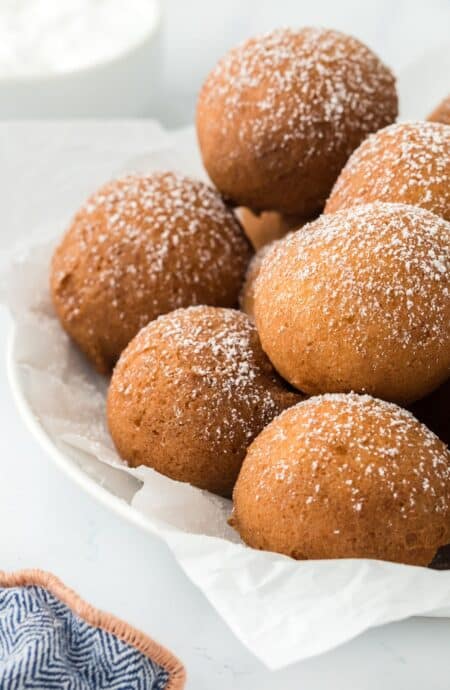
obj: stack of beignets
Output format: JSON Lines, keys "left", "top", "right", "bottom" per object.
{"left": 50, "top": 26, "right": 450, "bottom": 567}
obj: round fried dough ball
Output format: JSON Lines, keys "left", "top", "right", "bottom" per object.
{"left": 325, "top": 121, "right": 450, "bottom": 221}
{"left": 231, "top": 393, "right": 450, "bottom": 565}
{"left": 50, "top": 172, "right": 252, "bottom": 374}
{"left": 428, "top": 95, "right": 450, "bottom": 125}
{"left": 239, "top": 241, "right": 278, "bottom": 319}
{"left": 197, "top": 27, "right": 397, "bottom": 216}
{"left": 254, "top": 203, "right": 450, "bottom": 404}
{"left": 107, "top": 306, "right": 302, "bottom": 497}
{"left": 239, "top": 230, "right": 300, "bottom": 319}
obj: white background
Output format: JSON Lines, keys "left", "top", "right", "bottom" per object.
{"left": 156, "top": 0, "right": 450, "bottom": 127}
{"left": 1, "top": 1, "right": 450, "bottom": 688}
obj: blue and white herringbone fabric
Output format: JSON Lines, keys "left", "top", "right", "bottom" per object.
{"left": 0, "top": 585, "right": 170, "bottom": 689}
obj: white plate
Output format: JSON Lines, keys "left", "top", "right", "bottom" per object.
{"left": 7, "top": 224, "right": 450, "bottom": 674}
{"left": 6, "top": 46, "right": 449, "bottom": 545}
{"left": 4, "top": 48, "right": 450, "bottom": 667}
{"left": 7, "top": 326, "right": 153, "bottom": 537}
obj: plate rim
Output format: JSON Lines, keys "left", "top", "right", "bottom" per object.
{"left": 6, "top": 324, "right": 159, "bottom": 539}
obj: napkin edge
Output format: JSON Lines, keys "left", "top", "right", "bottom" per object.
{"left": 0, "top": 568, "right": 186, "bottom": 690}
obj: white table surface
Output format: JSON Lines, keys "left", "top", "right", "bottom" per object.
{"left": 2, "top": 2, "right": 450, "bottom": 687}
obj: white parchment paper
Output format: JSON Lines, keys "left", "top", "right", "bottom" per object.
{"left": 2, "top": 111, "right": 450, "bottom": 669}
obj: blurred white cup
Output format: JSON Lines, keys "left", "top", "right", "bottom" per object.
{"left": 0, "top": 0, "right": 162, "bottom": 118}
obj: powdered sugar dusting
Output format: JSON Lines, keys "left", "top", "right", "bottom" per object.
{"left": 326, "top": 121, "right": 450, "bottom": 220}
{"left": 53, "top": 171, "right": 251, "bottom": 327}
{"left": 114, "top": 306, "right": 299, "bottom": 451}
{"left": 256, "top": 202, "right": 450, "bottom": 359}
{"left": 250, "top": 393, "right": 450, "bottom": 519}
{"left": 200, "top": 27, "right": 397, "bottom": 161}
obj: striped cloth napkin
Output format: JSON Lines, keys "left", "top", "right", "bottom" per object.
{"left": 0, "top": 570, "right": 185, "bottom": 689}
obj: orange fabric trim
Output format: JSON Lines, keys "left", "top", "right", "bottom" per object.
{"left": 0, "top": 569, "right": 186, "bottom": 690}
